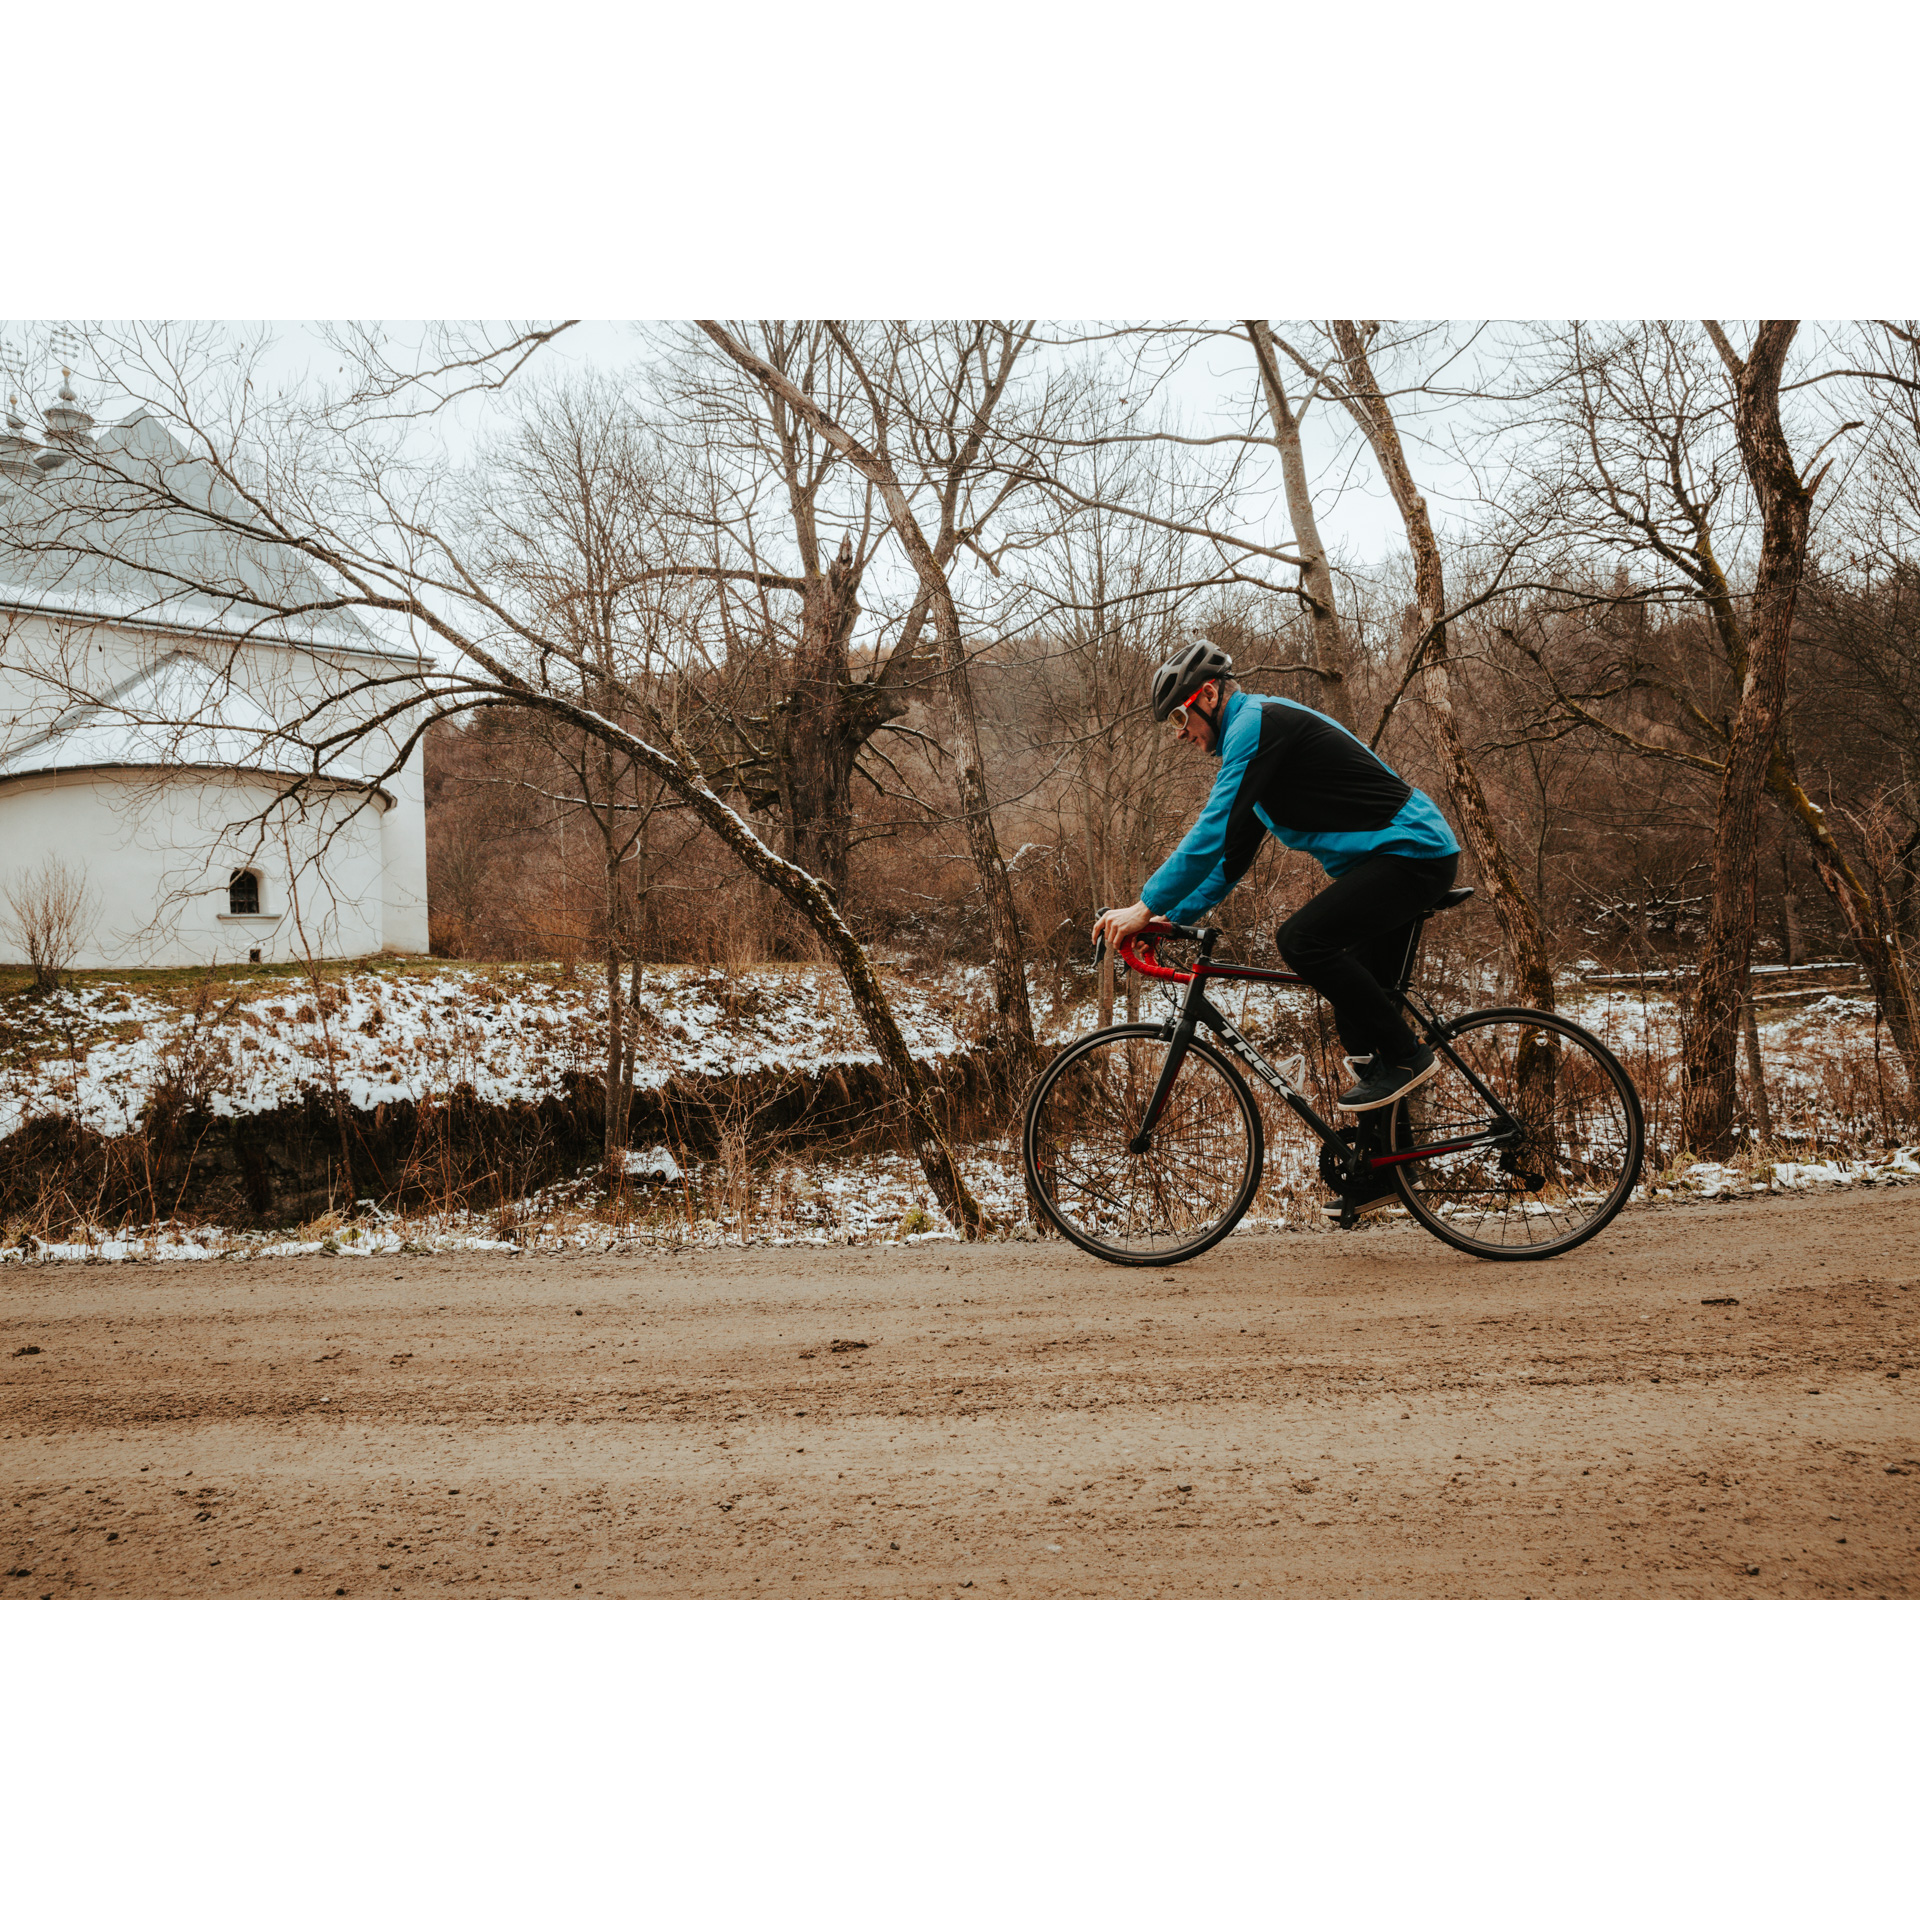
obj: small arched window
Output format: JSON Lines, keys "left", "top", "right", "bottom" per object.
{"left": 228, "top": 868, "right": 260, "bottom": 915}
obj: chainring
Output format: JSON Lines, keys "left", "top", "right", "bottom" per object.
{"left": 1319, "top": 1108, "right": 1411, "bottom": 1197}
{"left": 1318, "top": 1126, "right": 1367, "bottom": 1196}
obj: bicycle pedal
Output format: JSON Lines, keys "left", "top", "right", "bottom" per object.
{"left": 1275, "top": 1051, "right": 1306, "bottom": 1091}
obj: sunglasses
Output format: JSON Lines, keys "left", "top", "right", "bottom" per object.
{"left": 1169, "top": 686, "right": 1213, "bottom": 734}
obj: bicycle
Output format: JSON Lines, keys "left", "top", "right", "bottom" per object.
{"left": 1022, "top": 885, "right": 1646, "bottom": 1267}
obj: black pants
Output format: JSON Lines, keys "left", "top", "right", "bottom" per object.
{"left": 1277, "top": 852, "right": 1460, "bottom": 1064}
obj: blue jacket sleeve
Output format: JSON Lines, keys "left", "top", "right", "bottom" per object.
{"left": 1140, "top": 700, "right": 1260, "bottom": 921}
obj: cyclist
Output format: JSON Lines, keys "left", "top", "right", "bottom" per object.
{"left": 1092, "top": 642, "right": 1461, "bottom": 1211}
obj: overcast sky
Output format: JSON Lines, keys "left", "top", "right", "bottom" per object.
{"left": 1, "top": 315, "right": 1440, "bottom": 587}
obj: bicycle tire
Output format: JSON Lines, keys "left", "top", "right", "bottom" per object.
{"left": 1389, "top": 1006, "right": 1645, "bottom": 1260}
{"left": 1023, "top": 1023, "right": 1264, "bottom": 1267}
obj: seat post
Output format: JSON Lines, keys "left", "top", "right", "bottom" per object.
{"left": 1394, "top": 913, "right": 1429, "bottom": 993}
{"left": 1396, "top": 885, "right": 1474, "bottom": 991}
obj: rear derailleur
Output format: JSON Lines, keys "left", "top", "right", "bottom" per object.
{"left": 1498, "top": 1146, "right": 1546, "bottom": 1193}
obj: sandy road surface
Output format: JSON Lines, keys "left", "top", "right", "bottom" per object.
{"left": 4, "top": 1187, "right": 1917, "bottom": 1600}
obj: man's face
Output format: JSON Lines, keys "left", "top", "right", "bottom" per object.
{"left": 1170, "top": 678, "right": 1223, "bottom": 750}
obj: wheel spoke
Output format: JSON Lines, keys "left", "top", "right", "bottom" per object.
{"left": 1024, "top": 1029, "right": 1261, "bottom": 1263}
{"left": 1392, "top": 1012, "right": 1643, "bottom": 1258}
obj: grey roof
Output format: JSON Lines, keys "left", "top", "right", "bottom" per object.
{"left": 0, "top": 411, "right": 422, "bottom": 663}
{"left": 0, "top": 648, "right": 376, "bottom": 794}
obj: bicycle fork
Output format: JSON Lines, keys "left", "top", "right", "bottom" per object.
{"left": 1127, "top": 1015, "right": 1197, "bottom": 1152}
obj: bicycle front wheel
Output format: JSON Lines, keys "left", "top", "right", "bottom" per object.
{"left": 1023, "top": 1024, "right": 1264, "bottom": 1266}
{"left": 1391, "top": 1008, "right": 1645, "bottom": 1260}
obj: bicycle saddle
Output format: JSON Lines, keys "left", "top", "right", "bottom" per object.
{"left": 1426, "top": 886, "right": 1475, "bottom": 915}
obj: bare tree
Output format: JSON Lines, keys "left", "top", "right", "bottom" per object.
{"left": 1317, "top": 320, "right": 1557, "bottom": 1014}
{"left": 1, "top": 852, "right": 98, "bottom": 989}
{"left": 1001, "top": 467, "right": 1212, "bottom": 950}
{"left": 1245, "top": 321, "right": 1355, "bottom": 730}
{"left": 1669, "top": 322, "right": 1817, "bottom": 1153}
{"left": 640, "top": 324, "right": 897, "bottom": 907}
{"left": 468, "top": 375, "right": 685, "bottom": 1177}
{"left": 697, "top": 319, "right": 1046, "bottom": 1080}
{"left": 1497, "top": 320, "right": 1919, "bottom": 1113}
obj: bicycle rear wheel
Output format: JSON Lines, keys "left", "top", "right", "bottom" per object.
{"left": 1390, "top": 1008, "right": 1644, "bottom": 1260}
{"left": 1023, "top": 1024, "right": 1264, "bottom": 1266}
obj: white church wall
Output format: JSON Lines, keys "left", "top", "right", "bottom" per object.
{"left": 211, "top": 626, "right": 432, "bottom": 955}
{"left": 380, "top": 754, "right": 430, "bottom": 953}
{"left": 0, "top": 610, "right": 430, "bottom": 959}
{"left": 0, "top": 767, "right": 386, "bottom": 969}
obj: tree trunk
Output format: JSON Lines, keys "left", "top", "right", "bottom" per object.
{"left": 603, "top": 936, "right": 626, "bottom": 1173}
{"left": 1246, "top": 322, "right": 1355, "bottom": 731}
{"left": 775, "top": 532, "right": 866, "bottom": 904}
{"left": 600, "top": 806, "right": 625, "bottom": 1177}
{"left": 1769, "top": 745, "right": 1920, "bottom": 1096}
{"left": 930, "top": 571, "right": 1042, "bottom": 1080}
{"left": 621, "top": 948, "right": 641, "bottom": 1152}
{"left": 1778, "top": 838, "right": 1802, "bottom": 965}
{"left": 1681, "top": 322, "right": 1809, "bottom": 1156}
{"left": 1329, "top": 321, "right": 1556, "bottom": 1014}
{"left": 1741, "top": 995, "right": 1773, "bottom": 1151}
{"left": 621, "top": 817, "right": 648, "bottom": 1137}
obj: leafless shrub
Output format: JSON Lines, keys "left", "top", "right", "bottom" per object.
{"left": 1, "top": 855, "right": 99, "bottom": 991}
{"left": 673, "top": 1072, "right": 808, "bottom": 1245}
{"left": 146, "top": 972, "right": 243, "bottom": 1126}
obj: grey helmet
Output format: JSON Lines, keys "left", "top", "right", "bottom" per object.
{"left": 1151, "top": 641, "right": 1234, "bottom": 724}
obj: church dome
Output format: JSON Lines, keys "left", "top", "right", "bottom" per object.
{"left": 43, "top": 370, "right": 95, "bottom": 446}
{"left": 0, "top": 401, "right": 36, "bottom": 480}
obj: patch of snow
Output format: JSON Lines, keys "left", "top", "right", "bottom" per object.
{"left": 1685, "top": 1162, "right": 1743, "bottom": 1198}
{"left": 624, "top": 1146, "right": 683, "bottom": 1183}
{"left": 0, "top": 962, "right": 979, "bottom": 1141}
{"left": 1770, "top": 1160, "right": 1854, "bottom": 1191}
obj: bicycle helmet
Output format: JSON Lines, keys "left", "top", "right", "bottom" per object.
{"left": 1150, "top": 641, "right": 1234, "bottom": 724}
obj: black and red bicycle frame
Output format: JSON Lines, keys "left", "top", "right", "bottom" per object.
{"left": 1107, "top": 919, "right": 1520, "bottom": 1179}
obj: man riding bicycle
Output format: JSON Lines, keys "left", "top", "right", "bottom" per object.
{"left": 1092, "top": 642, "right": 1461, "bottom": 1207}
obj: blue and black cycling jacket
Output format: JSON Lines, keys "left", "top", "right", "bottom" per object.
{"left": 1140, "top": 691, "right": 1460, "bottom": 923}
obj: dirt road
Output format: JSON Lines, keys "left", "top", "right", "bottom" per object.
{"left": 4, "top": 1187, "right": 1916, "bottom": 1599}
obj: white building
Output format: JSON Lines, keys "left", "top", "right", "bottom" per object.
{"left": 0, "top": 378, "right": 428, "bottom": 968}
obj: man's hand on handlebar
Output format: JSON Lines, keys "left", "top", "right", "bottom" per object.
{"left": 1092, "top": 900, "right": 1153, "bottom": 952}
